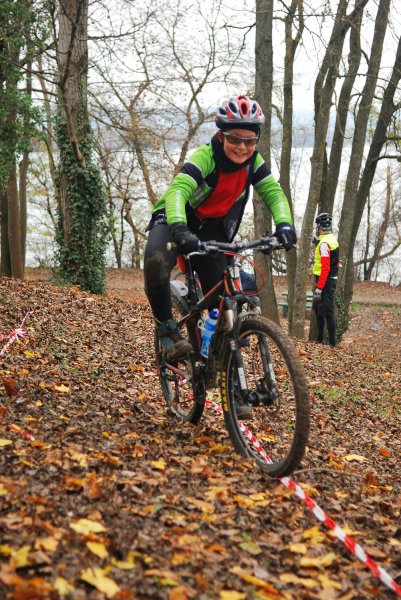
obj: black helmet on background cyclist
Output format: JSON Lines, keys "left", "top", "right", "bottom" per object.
{"left": 315, "top": 212, "right": 332, "bottom": 230}
{"left": 215, "top": 95, "right": 265, "bottom": 134}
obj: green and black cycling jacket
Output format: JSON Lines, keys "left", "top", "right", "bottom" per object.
{"left": 152, "top": 143, "right": 292, "bottom": 241}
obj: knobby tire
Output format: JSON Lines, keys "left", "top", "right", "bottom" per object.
{"left": 221, "top": 315, "right": 310, "bottom": 477}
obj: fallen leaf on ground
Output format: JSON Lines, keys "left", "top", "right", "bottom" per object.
{"left": 80, "top": 567, "right": 120, "bottom": 597}
{"left": 70, "top": 518, "right": 106, "bottom": 534}
{"left": 344, "top": 454, "right": 368, "bottom": 462}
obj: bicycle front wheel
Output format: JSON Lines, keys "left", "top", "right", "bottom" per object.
{"left": 221, "top": 316, "right": 309, "bottom": 477}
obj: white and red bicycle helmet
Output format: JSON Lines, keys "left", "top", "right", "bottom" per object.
{"left": 215, "top": 95, "right": 265, "bottom": 132}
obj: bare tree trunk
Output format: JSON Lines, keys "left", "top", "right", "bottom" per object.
{"left": 0, "top": 190, "right": 11, "bottom": 276}
{"left": 363, "top": 195, "right": 371, "bottom": 280}
{"left": 254, "top": 0, "right": 280, "bottom": 323}
{"left": 123, "top": 208, "right": 146, "bottom": 264}
{"left": 291, "top": 0, "right": 364, "bottom": 338}
{"left": 133, "top": 234, "right": 141, "bottom": 269}
{"left": 56, "top": 0, "right": 89, "bottom": 241}
{"left": 279, "top": 0, "right": 304, "bottom": 201}
{"left": 128, "top": 113, "right": 158, "bottom": 205}
{"left": 324, "top": 3, "right": 363, "bottom": 213}
{"left": 7, "top": 164, "right": 24, "bottom": 279}
{"left": 0, "top": 5, "right": 27, "bottom": 279}
{"left": 55, "top": 0, "right": 108, "bottom": 294}
{"left": 19, "top": 152, "right": 29, "bottom": 268}
{"left": 37, "top": 54, "right": 57, "bottom": 191}
{"left": 18, "top": 58, "right": 32, "bottom": 269}
{"left": 280, "top": 0, "right": 304, "bottom": 331}
{"left": 346, "top": 34, "right": 401, "bottom": 288}
{"left": 111, "top": 230, "right": 122, "bottom": 269}
{"left": 57, "top": 0, "right": 89, "bottom": 170}
{"left": 338, "top": 0, "right": 391, "bottom": 308}
{"left": 365, "top": 166, "right": 391, "bottom": 279}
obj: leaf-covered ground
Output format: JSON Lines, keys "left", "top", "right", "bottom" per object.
{"left": 0, "top": 273, "right": 400, "bottom": 600}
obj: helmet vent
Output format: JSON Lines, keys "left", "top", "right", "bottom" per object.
{"left": 214, "top": 95, "right": 265, "bottom": 128}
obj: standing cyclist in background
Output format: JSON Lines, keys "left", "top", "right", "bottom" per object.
{"left": 312, "top": 213, "right": 340, "bottom": 347}
{"left": 144, "top": 95, "right": 297, "bottom": 361}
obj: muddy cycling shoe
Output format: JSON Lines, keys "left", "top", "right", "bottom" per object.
{"left": 157, "top": 318, "right": 192, "bottom": 361}
{"left": 235, "top": 398, "right": 254, "bottom": 421}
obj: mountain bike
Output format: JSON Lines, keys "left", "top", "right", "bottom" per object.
{"left": 155, "top": 235, "right": 310, "bottom": 477}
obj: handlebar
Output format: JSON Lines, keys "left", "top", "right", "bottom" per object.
{"left": 167, "top": 235, "right": 283, "bottom": 256}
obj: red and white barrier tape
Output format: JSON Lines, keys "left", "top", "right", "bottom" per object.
{"left": 205, "top": 397, "right": 401, "bottom": 597}
{"left": 0, "top": 312, "right": 32, "bottom": 357}
{"left": 0, "top": 419, "right": 35, "bottom": 442}
{"left": 1, "top": 313, "right": 36, "bottom": 442}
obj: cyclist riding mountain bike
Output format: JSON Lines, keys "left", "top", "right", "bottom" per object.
{"left": 312, "top": 212, "right": 340, "bottom": 347}
{"left": 144, "top": 95, "right": 297, "bottom": 361}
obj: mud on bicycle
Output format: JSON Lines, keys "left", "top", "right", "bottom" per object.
{"left": 155, "top": 235, "right": 310, "bottom": 477}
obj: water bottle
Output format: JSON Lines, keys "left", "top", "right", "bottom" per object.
{"left": 200, "top": 309, "right": 219, "bottom": 358}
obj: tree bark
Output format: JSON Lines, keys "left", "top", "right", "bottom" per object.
{"left": 348, "top": 34, "right": 401, "bottom": 270}
{"left": 19, "top": 151, "right": 29, "bottom": 268}
{"left": 291, "top": 0, "right": 356, "bottom": 338}
{"left": 0, "top": 3, "right": 28, "bottom": 279}
{"left": 362, "top": 195, "right": 371, "bottom": 280}
{"left": 324, "top": 3, "right": 363, "bottom": 213}
{"left": 57, "top": 0, "right": 89, "bottom": 244}
{"left": 0, "top": 190, "right": 11, "bottom": 276}
{"left": 7, "top": 164, "right": 24, "bottom": 279}
{"left": 254, "top": 0, "right": 280, "bottom": 323}
{"left": 338, "top": 0, "right": 391, "bottom": 308}
{"left": 280, "top": 0, "right": 304, "bottom": 331}
{"left": 57, "top": 0, "right": 89, "bottom": 166}
{"left": 364, "top": 166, "right": 391, "bottom": 280}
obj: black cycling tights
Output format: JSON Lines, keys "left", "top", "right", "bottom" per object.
{"left": 315, "top": 278, "right": 337, "bottom": 346}
{"left": 144, "top": 222, "right": 231, "bottom": 323}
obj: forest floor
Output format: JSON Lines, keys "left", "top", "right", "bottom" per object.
{"left": 0, "top": 268, "right": 400, "bottom": 599}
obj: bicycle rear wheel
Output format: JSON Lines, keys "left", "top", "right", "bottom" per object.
{"left": 221, "top": 315, "right": 309, "bottom": 477}
{"left": 155, "top": 299, "right": 205, "bottom": 425}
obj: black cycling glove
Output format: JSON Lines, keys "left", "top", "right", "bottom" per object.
{"left": 274, "top": 222, "right": 297, "bottom": 251}
{"left": 169, "top": 222, "right": 202, "bottom": 254}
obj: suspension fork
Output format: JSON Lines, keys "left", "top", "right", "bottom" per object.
{"left": 258, "top": 333, "right": 278, "bottom": 393}
{"left": 228, "top": 300, "right": 277, "bottom": 403}
{"left": 226, "top": 297, "right": 252, "bottom": 400}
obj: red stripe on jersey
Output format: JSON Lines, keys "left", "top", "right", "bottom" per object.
{"left": 317, "top": 243, "right": 331, "bottom": 289}
{"left": 195, "top": 168, "right": 247, "bottom": 219}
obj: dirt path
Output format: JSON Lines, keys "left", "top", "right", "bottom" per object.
{"left": 1, "top": 273, "right": 400, "bottom": 598}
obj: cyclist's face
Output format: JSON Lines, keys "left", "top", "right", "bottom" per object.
{"left": 219, "top": 128, "right": 258, "bottom": 164}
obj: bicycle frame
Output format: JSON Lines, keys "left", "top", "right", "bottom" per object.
{"left": 172, "top": 252, "right": 263, "bottom": 393}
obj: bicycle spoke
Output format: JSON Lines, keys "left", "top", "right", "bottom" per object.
{"left": 222, "top": 316, "right": 309, "bottom": 477}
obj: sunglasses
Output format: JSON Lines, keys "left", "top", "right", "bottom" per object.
{"left": 221, "top": 132, "right": 259, "bottom": 147}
